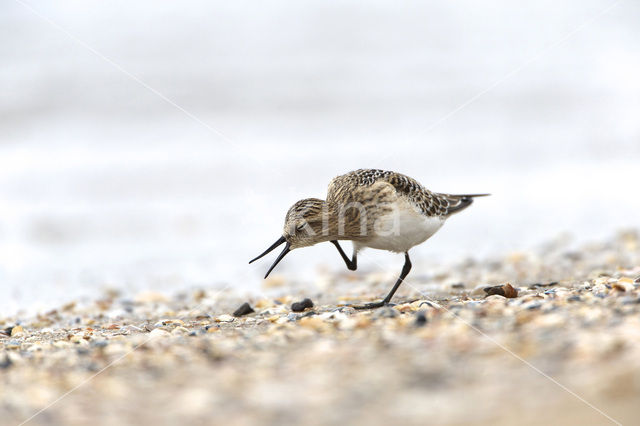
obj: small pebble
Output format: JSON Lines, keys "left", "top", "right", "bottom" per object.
{"left": 10, "top": 325, "right": 24, "bottom": 337}
{"left": 415, "top": 300, "right": 440, "bottom": 309}
{"left": 291, "top": 298, "right": 314, "bottom": 312}
{"left": 233, "top": 302, "right": 255, "bottom": 317}
{"left": 613, "top": 282, "right": 632, "bottom": 292}
{"left": 484, "top": 283, "right": 518, "bottom": 298}
{"left": 215, "top": 314, "right": 235, "bottom": 323}
{"left": 414, "top": 311, "right": 428, "bottom": 327}
{"left": 121, "top": 325, "right": 143, "bottom": 333}
{"left": 149, "top": 328, "right": 171, "bottom": 338}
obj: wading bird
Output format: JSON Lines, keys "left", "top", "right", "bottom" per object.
{"left": 250, "top": 169, "right": 488, "bottom": 309}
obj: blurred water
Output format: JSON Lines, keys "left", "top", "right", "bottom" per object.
{"left": 1, "top": 0, "right": 639, "bottom": 314}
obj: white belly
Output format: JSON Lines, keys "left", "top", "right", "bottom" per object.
{"left": 356, "top": 201, "right": 445, "bottom": 253}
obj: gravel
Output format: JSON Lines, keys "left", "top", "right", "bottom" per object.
{"left": 1, "top": 230, "right": 640, "bottom": 425}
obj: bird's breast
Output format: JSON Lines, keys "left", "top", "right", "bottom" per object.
{"left": 356, "top": 200, "right": 445, "bottom": 253}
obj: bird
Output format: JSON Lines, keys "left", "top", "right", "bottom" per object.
{"left": 249, "top": 169, "right": 489, "bottom": 309}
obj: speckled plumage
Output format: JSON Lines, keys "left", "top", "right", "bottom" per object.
{"left": 250, "top": 168, "right": 488, "bottom": 308}
{"left": 327, "top": 169, "right": 478, "bottom": 217}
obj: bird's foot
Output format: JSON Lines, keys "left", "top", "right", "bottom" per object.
{"left": 351, "top": 301, "right": 394, "bottom": 310}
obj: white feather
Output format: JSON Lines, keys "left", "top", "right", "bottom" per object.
{"left": 355, "top": 197, "right": 445, "bottom": 253}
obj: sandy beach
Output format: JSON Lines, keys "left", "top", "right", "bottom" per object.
{"left": 1, "top": 231, "right": 639, "bottom": 425}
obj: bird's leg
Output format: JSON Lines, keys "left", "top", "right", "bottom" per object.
{"left": 331, "top": 240, "right": 357, "bottom": 271}
{"left": 354, "top": 252, "right": 412, "bottom": 309}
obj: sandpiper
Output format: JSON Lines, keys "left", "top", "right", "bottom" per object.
{"left": 250, "top": 169, "right": 488, "bottom": 309}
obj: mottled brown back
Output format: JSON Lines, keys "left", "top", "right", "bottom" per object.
{"left": 327, "top": 169, "right": 482, "bottom": 217}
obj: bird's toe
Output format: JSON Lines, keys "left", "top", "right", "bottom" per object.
{"left": 352, "top": 301, "right": 394, "bottom": 310}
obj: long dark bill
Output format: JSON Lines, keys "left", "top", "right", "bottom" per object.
{"left": 262, "top": 242, "right": 290, "bottom": 279}
{"left": 249, "top": 236, "right": 287, "bottom": 264}
{"left": 249, "top": 236, "right": 292, "bottom": 278}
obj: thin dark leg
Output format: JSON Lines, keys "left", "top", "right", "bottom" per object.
{"left": 354, "top": 252, "right": 412, "bottom": 309}
{"left": 331, "top": 240, "right": 357, "bottom": 271}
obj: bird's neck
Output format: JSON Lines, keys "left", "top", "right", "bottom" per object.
{"left": 309, "top": 200, "right": 366, "bottom": 242}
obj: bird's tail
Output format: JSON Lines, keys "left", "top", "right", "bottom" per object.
{"left": 439, "top": 193, "right": 490, "bottom": 215}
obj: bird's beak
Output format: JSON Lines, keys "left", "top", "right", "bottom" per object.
{"left": 249, "top": 236, "right": 291, "bottom": 279}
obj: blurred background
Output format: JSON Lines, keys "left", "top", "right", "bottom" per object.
{"left": 1, "top": 0, "right": 639, "bottom": 314}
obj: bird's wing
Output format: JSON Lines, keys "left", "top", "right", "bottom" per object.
{"left": 327, "top": 169, "right": 448, "bottom": 217}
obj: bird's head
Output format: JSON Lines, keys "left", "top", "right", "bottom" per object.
{"left": 249, "top": 198, "right": 329, "bottom": 278}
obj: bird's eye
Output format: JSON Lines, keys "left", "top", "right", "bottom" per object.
{"left": 296, "top": 223, "right": 306, "bottom": 231}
